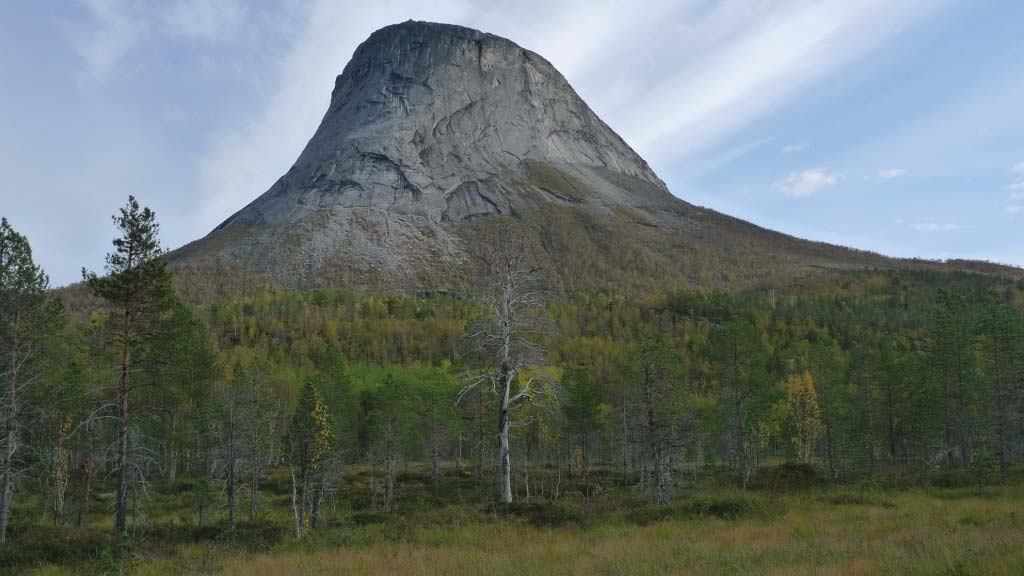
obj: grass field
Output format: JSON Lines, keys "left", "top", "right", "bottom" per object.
{"left": 8, "top": 466, "right": 1024, "bottom": 575}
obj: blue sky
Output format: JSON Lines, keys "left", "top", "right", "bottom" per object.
{"left": 1, "top": 0, "right": 1022, "bottom": 286}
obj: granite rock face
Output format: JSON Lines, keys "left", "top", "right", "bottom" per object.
{"left": 218, "top": 21, "right": 666, "bottom": 229}
{"left": 179, "top": 21, "right": 678, "bottom": 290}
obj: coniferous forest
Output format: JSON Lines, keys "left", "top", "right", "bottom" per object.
{"left": 3, "top": 199, "right": 1024, "bottom": 574}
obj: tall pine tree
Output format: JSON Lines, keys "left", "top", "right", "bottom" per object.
{"left": 83, "top": 197, "right": 173, "bottom": 534}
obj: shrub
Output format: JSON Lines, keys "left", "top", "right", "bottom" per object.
{"left": 928, "top": 467, "right": 976, "bottom": 488}
{"left": 628, "top": 494, "right": 768, "bottom": 525}
{"left": 351, "top": 510, "right": 388, "bottom": 526}
{"left": 503, "top": 500, "right": 580, "bottom": 527}
{"left": 747, "top": 462, "right": 821, "bottom": 491}
{"left": 687, "top": 495, "right": 758, "bottom": 519}
{"left": 970, "top": 453, "right": 998, "bottom": 485}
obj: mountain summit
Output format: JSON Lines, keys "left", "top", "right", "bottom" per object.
{"left": 173, "top": 21, "right": 1018, "bottom": 293}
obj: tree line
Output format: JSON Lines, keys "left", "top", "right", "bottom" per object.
{"left": 1, "top": 198, "right": 1023, "bottom": 544}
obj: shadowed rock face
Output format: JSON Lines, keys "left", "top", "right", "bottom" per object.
{"left": 172, "top": 21, "right": 1022, "bottom": 293}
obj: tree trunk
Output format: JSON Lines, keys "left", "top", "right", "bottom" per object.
{"left": 226, "top": 403, "right": 236, "bottom": 527}
{"left": 384, "top": 414, "right": 396, "bottom": 510}
{"left": 430, "top": 405, "right": 440, "bottom": 494}
{"left": 0, "top": 330, "right": 18, "bottom": 544}
{"left": 498, "top": 367, "right": 513, "bottom": 504}
{"left": 250, "top": 378, "right": 260, "bottom": 521}
{"left": 77, "top": 455, "right": 93, "bottom": 528}
{"left": 115, "top": 355, "right": 130, "bottom": 534}
{"left": 311, "top": 478, "right": 324, "bottom": 529}
{"left": 290, "top": 467, "right": 302, "bottom": 540}
{"left": 53, "top": 417, "right": 70, "bottom": 525}
{"left": 474, "top": 390, "right": 485, "bottom": 486}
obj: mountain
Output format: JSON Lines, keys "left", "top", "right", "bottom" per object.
{"left": 171, "top": 21, "right": 1021, "bottom": 295}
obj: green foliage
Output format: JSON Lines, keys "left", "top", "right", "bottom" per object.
{"left": 746, "top": 462, "right": 822, "bottom": 492}
{"left": 628, "top": 493, "right": 769, "bottom": 524}
{"left": 561, "top": 364, "right": 603, "bottom": 442}
{"left": 6, "top": 200, "right": 1024, "bottom": 566}
{"left": 82, "top": 195, "right": 173, "bottom": 315}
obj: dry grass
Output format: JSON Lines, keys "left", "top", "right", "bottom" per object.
{"left": 116, "top": 488, "right": 1024, "bottom": 576}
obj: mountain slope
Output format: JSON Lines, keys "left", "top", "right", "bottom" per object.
{"left": 171, "top": 21, "right": 1021, "bottom": 294}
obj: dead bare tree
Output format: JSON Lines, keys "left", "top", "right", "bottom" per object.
{"left": 458, "top": 229, "right": 551, "bottom": 504}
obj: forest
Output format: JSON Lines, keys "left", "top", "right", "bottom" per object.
{"left": 2, "top": 198, "right": 1024, "bottom": 574}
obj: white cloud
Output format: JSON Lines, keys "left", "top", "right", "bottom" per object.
{"left": 1009, "top": 181, "right": 1024, "bottom": 193}
{"left": 161, "top": 0, "right": 246, "bottom": 41}
{"left": 781, "top": 142, "right": 809, "bottom": 154}
{"left": 69, "top": 0, "right": 249, "bottom": 82}
{"left": 774, "top": 168, "right": 839, "bottom": 197}
{"left": 69, "top": 0, "right": 147, "bottom": 81}
{"left": 912, "top": 222, "right": 964, "bottom": 232}
{"left": 879, "top": 168, "right": 908, "bottom": 179}
{"left": 1013, "top": 161, "right": 1024, "bottom": 173}
{"left": 1007, "top": 205, "right": 1023, "bottom": 217}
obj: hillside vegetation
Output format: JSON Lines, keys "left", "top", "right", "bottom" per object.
{"left": 3, "top": 200, "right": 1024, "bottom": 574}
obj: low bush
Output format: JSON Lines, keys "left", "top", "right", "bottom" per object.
{"left": 928, "top": 467, "right": 977, "bottom": 488}
{"left": 628, "top": 493, "right": 769, "bottom": 525}
{"left": 502, "top": 500, "right": 581, "bottom": 527}
{"left": 0, "top": 524, "right": 118, "bottom": 572}
{"left": 747, "top": 462, "right": 821, "bottom": 492}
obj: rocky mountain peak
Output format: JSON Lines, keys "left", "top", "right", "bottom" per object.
{"left": 174, "top": 21, "right": 1011, "bottom": 295}
{"left": 216, "top": 20, "right": 667, "bottom": 230}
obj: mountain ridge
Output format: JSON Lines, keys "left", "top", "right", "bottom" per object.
{"left": 170, "top": 20, "right": 1023, "bottom": 294}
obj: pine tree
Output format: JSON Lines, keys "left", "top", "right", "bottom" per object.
{"left": 82, "top": 196, "right": 174, "bottom": 534}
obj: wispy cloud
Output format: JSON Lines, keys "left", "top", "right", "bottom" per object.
{"left": 1013, "top": 161, "right": 1024, "bottom": 173}
{"left": 781, "top": 142, "right": 810, "bottom": 154}
{"left": 161, "top": 0, "right": 246, "bottom": 41}
{"left": 69, "top": 0, "right": 251, "bottom": 82}
{"left": 774, "top": 168, "right": 839, "bottom": 197}
{"left": 69, "top": 0, "right": 147, "bottom": 81}
{"left": 1007, "top": 205, "right": 1023, "bottom": 217}
{"left": 879, "top": 168, "right": 908, "bottom": 179}
{"left": 912, "top": 222, "right": 965, "bottom": 232}
{"left": 607, "top": 0, "right": 943, "bottom": 161}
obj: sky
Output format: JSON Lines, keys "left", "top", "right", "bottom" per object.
{"left": 1, "top": 0, "right": 1022, "bottom": 287}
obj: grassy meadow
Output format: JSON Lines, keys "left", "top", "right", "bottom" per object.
{"left": 7, "top": 464, "right": 1024, "bottom": 575}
